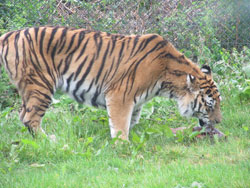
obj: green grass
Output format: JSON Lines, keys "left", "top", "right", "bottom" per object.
{"left": 0, "top": 88, "right": 249, "bottom": 188}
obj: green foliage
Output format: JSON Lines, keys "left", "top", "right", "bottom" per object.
{"left": 238, "top": 79, "right": 250, "bottom": 100}
{"left": 0, "top": 69, "right": 19, "bottom": 110}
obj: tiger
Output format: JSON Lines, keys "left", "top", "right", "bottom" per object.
{"left": 0, "top": 26, "right": 222, "bottom": 140}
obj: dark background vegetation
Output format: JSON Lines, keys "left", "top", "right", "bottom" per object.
{"left": 0, "top": 0, "right": 250, "bottom": 108}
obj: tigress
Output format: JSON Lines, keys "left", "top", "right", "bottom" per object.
{"left": 0, "top": 26, "right": 222, "bottom": 140}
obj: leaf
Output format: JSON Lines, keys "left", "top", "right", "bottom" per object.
{"left": 141, "top": 104, "right": 154, "bottom": 118}
{"left": 242, "top": 86, "right": 250, "bottom": 95}
{"left": 21, "top": 139, "right": 39, "bottom": 149}
{"left": 164, "top": 127, "right": 175, "bottom": 138}
{"left": 242, "top": 126, "right": 249, "bottom": 132}
{"left": 243, "top": 65, "right": 250, "bottom": 78}
{"left": 239, "top": 86, "right": 250, "bottom": 100}
{"left": 189, "top": 131, "right": 201, "bottom": 139}
{"left": 131, "top": 131, "right": 140, "bottom": 143}
{"left": 146, "top": 127, "right": 161, "bottom": 135}
{"left": 0, "top": 107, "right": 14, "bottom": 118}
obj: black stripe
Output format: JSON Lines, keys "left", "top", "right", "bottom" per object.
{"left": 145, "top": 87, "right": 150, "bottom": 100}
{"left": 123, "top": 71, "right": 134, "bottom": 100}
{"left": 164, "top": 52, "right": 189, "bottom": 65}
{"left": 200, "top": 82, "right": 208, "bottom": 86}
{"left": 133, "top": 35, "right": 158, "bottom": 56}
{"left": 99, "top": 69, "right": 108, "bottom": 90}
{"left": 3, "top": 37, "right": 11, "bottom": 76}
{"left": 140, "top": 35, "right": 158, "bottom": 52}
{"left": 107, "top": 41, "right": 124, "bottom": 84}
{"left": 118, "top": 72, "right": 127, "bottom": 88}
{"left": 130, "top": 35, "right": 140, "bottom": 57}
{"left": 65, "top": 33, "right": 77, "bottom": 53}
{"left": 74, "top": 56, "right": 88, "bottom": 80}
{"left": 168, "top": 70, "right": 186, "bottom": 77}
{"left": 47, "top": 27, "right": 59, "bottom": 53}
{"left": 118, "top": 40, "right": 125, "bottom": 60}
{"left": 28, "top": 70, "right": 48, "bottom": 91}
{"left": 34, "top": 27, "right": 39, "bottom": 43}
{"left": 206, "top": 89, "right": 211, "bottom": 94}
{"left": 126, "top": 37, "right": 131, "bottom": 50}
{"left": 14, "top": 31, "right": 20, "bottom": 78}
{"left": 94, "top": 32, "right": 102, "bottom": 59}
{"left": 106, "top": 56, "right": 115, "bottom": 80}
{"left": 58, "top": 39, "right": 66, "bottom": 54}
{"left": 198, "top": 102, "right": 202, "bottom": 112}
{"left": 151, "top": 80, "right": 158, "bottom": 92}
{"left": 79, "top": 91, "right": 85, "bottom": 102}
{"left": 39, "top": 28, "right": 56, "bottom": 85}
{"left": 200, "top": 86, "right": 209, "bottom": 89}
{"left": 62, "top": 53, "right": 73, "bottom": 75}
{"left": 59, "top": 27, "right": 68, "bottom": 46}
{"left": 57, "top": 28, "right": 68, "bottom": 54}
{"left": 51, "top": 41, "right": 59, "bottom": 75}
{"left": 169, "top": 90, "right": 174, "bottom": 98}
{"left": 78, "top": 31, "right": 85, "bottom": 43}
{"left": 73, "top": 55, "right": 95, "bottom": 97}
{"left": 76, "top": 38, "right": 89, "bottom": 62}
{"left": 66, "top": 73, "right": 74, "bottom": 92}
{"left": 193, "top": 97, "right": 198, "bottom": 110}
{"left": 34, "top": 90, "right": 52, "bottom": 101}
{"left": 22, "top": 39, "right": 28, "bottom": 68}
{"left": 91, "top": 86, "right": 100, "bottom": 107}
{"left": 133, "top": 88, "right": 140, "bottom": 104}
{"left": 132, "top": 39, "right": 146, "bottom": 56}
{"left": 109, "top": 35, "right": 117, "bottom": 56}
{"left": 199, "top": 77, "right": 207, "bottom": 80}
{"left": 86, "top": 79, "right": 94, "bottom": 92}
{"left": 2, "top": 31, "right": 14, "bottom": 44}
{"left": 95, "top": 42, "right": 110, "bottom": 84}
{"left": 57, "top": 59, "right": 63, "bottom": 72}
{"left": 79, "top": 78, "right": 95, "bottom": 102}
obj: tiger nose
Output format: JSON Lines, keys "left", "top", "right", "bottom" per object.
{"left": 215, "top": 118, "right": 221, "bottom": 124}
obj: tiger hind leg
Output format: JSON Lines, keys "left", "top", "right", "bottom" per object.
{"left": 19, "top": 85, "right": 53, "bottom": 136}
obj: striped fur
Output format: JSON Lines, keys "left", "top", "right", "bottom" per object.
{"left": 0, "top": 26, "right": 222, "bottom": 140}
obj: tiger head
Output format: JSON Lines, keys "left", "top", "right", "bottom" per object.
{"left": 176, "top": 65, "right": 222, "bottom": 128}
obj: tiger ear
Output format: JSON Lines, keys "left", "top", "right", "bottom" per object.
{"left": 201, "top": 65, "right": 211, "bottom": 76}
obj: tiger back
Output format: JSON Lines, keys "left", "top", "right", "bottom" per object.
{"left": 0, "top": 26, "right": 222, "bottom": 140}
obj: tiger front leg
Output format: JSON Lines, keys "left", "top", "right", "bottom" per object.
{"left": 105, "top": 92, "right": 134, "bottom": 141}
